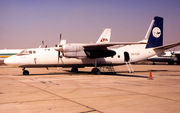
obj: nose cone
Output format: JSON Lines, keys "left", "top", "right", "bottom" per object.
{"left": 4, "top": 56, "right": 15, "bottom": 67}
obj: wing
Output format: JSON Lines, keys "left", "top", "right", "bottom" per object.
{"left": 84, "top": 42, "right": 147, "bottom": 49}
{"left": 83, "top": 42, "right": 147, "bottom": 58}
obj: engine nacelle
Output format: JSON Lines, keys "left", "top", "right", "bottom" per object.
{"left": 64, "top": 51, "right": 87, "bottom": 58}
{"left": 63, "top": 44, "right": 84, "bottom": 52}
{"left": 62, "top": 44, "right": 87, "bottom": 58}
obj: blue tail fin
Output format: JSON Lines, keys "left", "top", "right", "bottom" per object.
{"left": 146, "top": 16, "right": 163, "bottom": 48}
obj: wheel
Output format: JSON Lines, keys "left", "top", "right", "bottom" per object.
{"left": 71, "top": 67, "right": 78, "bottom": 72}
{"left": 23, "top": 70, "right": 29, "bottom": 75}
{"left": 91, "top": 68, "right": 100, "bottom": 75}
{"left": 168, "top": 61, "right": 174, "bottom": 65}
{"left": 177, "top": 61, "right": 180, "bottom": 65}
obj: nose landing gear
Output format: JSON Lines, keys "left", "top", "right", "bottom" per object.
{"left": 22, "top": 68, "right": 29, "bottom": 75}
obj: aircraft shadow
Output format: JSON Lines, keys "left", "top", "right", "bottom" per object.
{"left": 64, "top": 70, "right": 149, "bottom": 78}
{"left": 14, "top": 72, "right": 73, "bottom": 76}
{"left": 14, "top": 69, "right": 170, "bottom": 79}
{"left": 14, "top": 71, "right": 147, "bottom": 78}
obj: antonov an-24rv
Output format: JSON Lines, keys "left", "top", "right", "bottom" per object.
{"left": 5, "top": 17, "right": 180, "bottom": 75}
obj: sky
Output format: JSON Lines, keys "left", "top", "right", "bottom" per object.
{"left": 0, "top": 0, "right": 180, "bottom": 50}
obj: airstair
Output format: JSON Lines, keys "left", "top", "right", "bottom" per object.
{"left": 125, "top": 61, "right": 134, "bottom": 73}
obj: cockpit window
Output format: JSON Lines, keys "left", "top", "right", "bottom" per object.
{"left": 17, "top": 49, "right": 36, "bottom": 56}
{"left": 19, "top": 50, "right": 25, "bottom": 54}
{"left": 25, "top": 51, "right": 28, "bottom": 54}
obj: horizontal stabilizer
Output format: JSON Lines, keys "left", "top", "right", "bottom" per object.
{"left": 153, "top": 42, "right": 180, "bottom": 51}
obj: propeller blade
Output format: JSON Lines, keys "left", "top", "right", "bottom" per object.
{"left": 58, "top": 51, "right": 60, "bottom": 63}
{"left": 170, "top": 48, "right": 175, "bottom": 56}
{"left": 60, "top": 33, "right": 62, "bottom": 45}
{"left": 42, "top": 39, "right": 44, "bottom": 48}
{"left": 173, "top": 48, "right": 175, "bottom": 55}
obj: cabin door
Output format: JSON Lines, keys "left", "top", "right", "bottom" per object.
{"left": 124, "top": 51, "right": 130, "bottom": 62}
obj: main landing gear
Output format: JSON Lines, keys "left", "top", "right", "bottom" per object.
{"left": 71, "top": 67, "right": 78, "bottom": 73}
{"left": 22, "top": 68, "right": 29, "bottom": 75}
{"left": 91, "top": 59, "right": 100, "bottom": 75}
{"left": 91, "top": 68, "right": 100, "bottom": 75}
{"left": 70, "top": 67, "right": 100, "bottom": 74}
{"left": 70, "top": 59, "right": 100, "bottom": 75}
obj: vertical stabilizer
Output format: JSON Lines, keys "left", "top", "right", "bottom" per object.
{"left": 145, "top": 16, "right": 163, "bottom": 48}
{"left": 96, "top": 29, "right": 111, "bottom": 43}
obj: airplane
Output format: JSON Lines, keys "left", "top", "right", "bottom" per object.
{"left": 4, "top": 16, "right": 180, "bottom": 75}
{"left": 0, "top": 49, "right": 22, "bottom": 64}
{"left": 147, "top": 50, "right": 180, "bottom": 65}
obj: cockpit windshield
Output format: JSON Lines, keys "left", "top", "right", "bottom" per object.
{"left": 17, "top": 49, "right": 36, "bottom": 56}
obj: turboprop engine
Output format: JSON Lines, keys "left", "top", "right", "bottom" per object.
{"left": 55, "top": 44, "right": 87, "bottom": 58}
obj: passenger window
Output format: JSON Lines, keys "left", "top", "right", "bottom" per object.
{"left": 29, "top": 51, "right": 32, "bottom": 54}
{"left": 33, "top": 51, "right": 36, "bottom": 54}
{"left": 118, "top": 55, "right": 120, "bottom": 58}
{"left": 45, "top": 49, "right": 50, "bottom": 51}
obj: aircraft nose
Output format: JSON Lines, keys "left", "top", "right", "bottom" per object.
{"left": 4, "top": 56, "right": 15, "bottom": 67}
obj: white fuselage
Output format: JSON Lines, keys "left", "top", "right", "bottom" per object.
{"left": 4, "top": 44, "right": 156, "bottom": 68}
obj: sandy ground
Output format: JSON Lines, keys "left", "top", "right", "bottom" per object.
{"left": 0, "top": 64, "right": 180, "bottom": 113}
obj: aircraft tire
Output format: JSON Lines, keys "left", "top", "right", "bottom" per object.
{"left": 71, "top": 67, "right": 78, "bottom": 73}
{"left": 168, "top": 61, "right": 174, "bottom": 65}
{"left": 23, "top": 70, "right": 29, "bottom": 75}
{"left": 91, "top": 68, "right": 100, "bottom": 75}
{"left": 177, "top": 61, "right": 180, "bottom": 65}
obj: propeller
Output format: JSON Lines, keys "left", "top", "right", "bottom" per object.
{"left": 55, "top": 33, "right": 66, "bottom": 63}
{"left": 58, "top": 33, "right": 65, "bottom": 63}
{"left": 58, "top": 33, "right": 62, "bottom": 63}
{"left": 170, "top": 48, "right": 175, "bottom": 57}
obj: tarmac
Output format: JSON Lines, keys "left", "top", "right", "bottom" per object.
{"left": 0, "top": 64, "right": 180, "bottom": 113}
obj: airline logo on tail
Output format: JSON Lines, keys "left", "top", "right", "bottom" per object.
{"left": 152, "top": 27, "right": 161, "bottom": 38}
{"left": 96, "top": 28, "right": 111, "bottom": 43}
{"left": 100, "top": 38, "right": 108, "bottom": 42}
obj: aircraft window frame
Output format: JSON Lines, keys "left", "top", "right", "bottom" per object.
{"left": 17, "top": 49, "right": 37, "bottom": 56}
{"left": 17, "top": 49, "right": 29, "bottom": 56}
{"left": 25, "top": 51, "right": 28, "bottom": 54}
{"left": 45, "top": 49, "right": 50, "bottom": 51}
{"left": 19, "top": 50, "right": 25, "bottom": 54}
{"left": 29, "top": 51, "right": 32, "bottom": 54}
